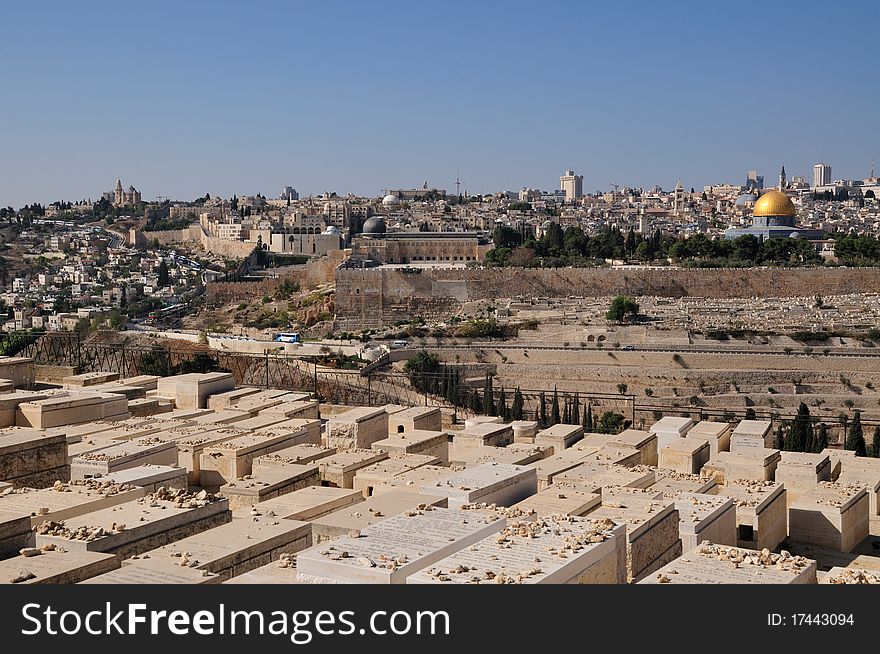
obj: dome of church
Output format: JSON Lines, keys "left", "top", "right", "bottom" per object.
{"left": 382, "top": 194, "right": 400, "bottom": 206}
{"left": 753, "top": 190, "right": 796, "bottom": 217}
{"left": 735, "top": 193, "right": 758, "bottom": 207}
{"left": 362, "top": 216, "right": 387, "bottom": 235}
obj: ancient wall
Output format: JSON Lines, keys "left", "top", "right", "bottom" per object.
{"left": 336, "top": 266, "right": 880, "bottom": 327}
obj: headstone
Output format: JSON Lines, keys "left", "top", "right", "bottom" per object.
{"left": 0, "top": 429, "right": 68, "bottom": 488}
{"left": 407, "top": 515, "right": 627, "bottom": 584}
{"left": 0, "top": 478, "right": 144, "bottom": 527}
{"left": 218, "top": 464, "right": 320, "bottom": 509}
{"left": 716, "top": 480, "right": 787, "bottom": 551}
{"left": 649, "top": 416, "right": 694, "bottom": 450}
{"left": 534, "top": 424, "right": 583, "bottom": 454}
{"left": 658, "top": 438, "right": 711, "bottom": 475}
{"left": 258, "top": 400, "right": 319, "bottom": 419}
{"left": 554, "top": 463, "right": 656, "bottom": 493}
{"left": 156, "top": 372, "right": 235, "bottom": 410}
{"left": 34, "top": 489, "right": 231, "bottom": 559}
{"left": 326, "top": 407, "right": 388, "bottom": 451}
{"left": 371, "top": 429, "right": 449, "bottom": 465}
{"left": 16, "top": 393, "right": 129, "bottom": 428}
{"left": 788, "top": 482, "right": 869, "bottom": 553}
{"left": 451, "top": 443, "right": 549, "bottom": 469}
{"left": 701, "top": 449, "right": 781, "bottom": 484}
{"left": 70, "top": 438, "right": 178, "bottom": 480}
{"left": 387, "top": 406, "right": 442, "bottom": 435}
{"left": 608, "top": 429, "right": 658, "bottom": 466}
{"left": 63, "top": 372, "right": 120, "bottom": 388}
{"left": 639, "top": 543, "right": 817, "bottom": 584}
{"left": 369, "top": 465, "right": 455, "bottom": 496}
{"left": 310, "top": 489, "right": 447, "bottom": 542}
{"left": 352, "top": 455, "right": 441, "bottom": 497}
{"left": 511, "top": 420, "right": 539, "bottom": 443}
{"left": 421, "top": 463, "right": 537, "bottom": 508}
{"left": 200, "top": 430, "right": 317, "bottom": 487}
{"left": 251, "top": 486, "right": 364, "bottom": 521}
{"left": 253, "top": 443, "right": 336, "bottom": 470}
{"left": 296, "top": 506, "right": 506, "bottom": 583}
{"left": 526, "top": 449, "right": 597, "bottom": 490}
{"left": 837, "top": 467, "right": 880, "bottom": 516}
{"left": 687, "top": 421, "right": 732, "bottom": 456}
{"left": 125, "top": 513, "right": 312, "bottom": 581}
{"left": 463, "top": 416, "right": 502, "bottom": 429}
{"left": 318, "top": 449, "right": 389, "bottom": 488}
{"left": 586, "top": 487, "right": 681, "bottom": 582}
{"left": 101, "top": 465, "right": 188, "bottom": 493}
{"left": 454, "top": 422, "right": 514, "bottom": 449}
{"left": 81, "top": 563, "right": 220, "bottom": 584}
{"left": 222, "top": 557, "right": 300, "bottom": 584}
{"left": 674, "top": 492, "right": 737, "bottom": 551}
{"left": 512, "top": 485, "right": 601, "bottom": 517}
{"left": 0, "top": 549, "right": 118, "bottom": 584}
{"left": 729, "top": 420, "right": 773, "bottom": 454}
{"left": 775, "top": 451, "right": 832, "bottom": 503}
{"left": 207, "top": 387, "right": 263, "bottom": 410}
{"left": 0, "top": 510, "right": 33, "bottom": 558}
{"left": 582, "top": 445, "right": 642, "bottom": 468}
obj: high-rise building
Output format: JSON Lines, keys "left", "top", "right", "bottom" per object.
{"left": 746, "top": 170, "right": 764, "bottom": 192}
{"left": 813, "top": 163, "right": 832, "bottom": 188}
{"left": 280, "top": 186, "right": 299, "bottom": 201}
{"left": 559, "top": 169, "right": 583, "bottom": 202}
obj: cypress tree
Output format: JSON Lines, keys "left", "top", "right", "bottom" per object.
{"left": 873, "top": 426, "right": 880, "bottom": 458}
{"left": 562, "top": 396, "right": 571, "bottom": 424}
{"left": 572, "top": 393, "right": 580, "bottom": 426}
{"left": 585, "top": 404, "right": 593, "bottom": 432}
{"left": 789, "top": 403, "right": 813, "bottom": 453}
{"left": 773, "top": 424, "right": 784, "bottom": 451}
{"left": 512, "top": 387, "right": 524, "bottom": 421}
{"left": 814, "top": 423, "right": 828, "bottom": 452}
{"left": 539, "top": 391, "right": 547, "bottom": 426}
{"left": 551, "top": 387, "right": 561, "bottom": 425}
{"left": 744, "top": 407, "right": 757, "bottom": 421}
{"left": 498, "top": 388, "right": 508, "bottom": 422}
{"left": 484, "top": 376, "right": 495, "bottom": 416}
{"left": 846, "top": 411, "right": 867, "bottom": 456}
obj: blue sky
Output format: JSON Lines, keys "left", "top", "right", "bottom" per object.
{"left": 1, "top": 0, "right": 877, "bottom": 207}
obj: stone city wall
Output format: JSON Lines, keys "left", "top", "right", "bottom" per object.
{"left": 336, "top": 266, "right": 880, "bottom": 327}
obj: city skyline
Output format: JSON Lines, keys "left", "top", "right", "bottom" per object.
{"left": 1, "top": 0, "right": 878, "bottom": 207}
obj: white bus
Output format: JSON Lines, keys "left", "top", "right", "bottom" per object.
{"left": 274, "top": 332, "right": 300, "bottom": 343}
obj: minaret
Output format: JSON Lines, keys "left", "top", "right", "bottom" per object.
{"left": 778, "top": 165, "right": 786, "bottom": 191}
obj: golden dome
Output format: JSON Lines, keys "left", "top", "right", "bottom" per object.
{"left": 753, "top": 190, "right": 796, "bottom": 217}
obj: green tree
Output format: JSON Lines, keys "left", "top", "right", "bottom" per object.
{"left": 744, "top": 407, "right": 757, "bottom": 421}
{"left": 498, "top": 388, "right": 509, "bottom": 421}
{"left": 814, "top": 423, "right": 829, "bottom": 452}
{"left": 606, "top": 295, "right": 639, "bottom": 323}
{"left": 492, "top": 225, "right": 523, "bottom": 249}
{"left": 597, "top": 411, "right": 626, "bottom": 435}
{"left": 551, "top": 387, "right": 561, "bottom": 425}
{"left": 157, "top": 260, "right": 170, "bottom": 287}
{"left": 846, "top": 411, "right": 867, "bottom": 456}
{"left": 584, "top": 403, "right": 593, "bottom": 431}
{"left": 484, "top": 375, "right": 495, "bottom": 416}
{"left": 539, "top": 391, "right": 547, "bottom": 426}
{"left": 873, "top": 426, "right": 880, "bottom": 458}
{"left": 789, "top": 402, "right": 813, "bottom": 453}
{"left": 512, "top": 387, "right": 524, "bottom": 421}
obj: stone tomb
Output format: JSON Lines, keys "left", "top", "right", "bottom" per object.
{"left": 352, "top": 454, "right": 441, "bottom": 497}
{"left": 673, "top": 492, "right": 737, "bottom": 551}
{"left": 252, "top": 486, "right": 364, "bottom": 521}
{"left": 607, "top": 429, "right": 658, "bottom": 466}
{"left": 775, "top": 451, "right": 832, "bottom": 502}
{"left": 207, "top": 387, "right": 263, "bottom": 410}
{"left": 649, "top": 416, "right": 693, "bottom": 450}
{"left": 371, "top": 429, "right": 449, "bottom": 465}
{"left": 310, "top": 489, "right": 447, "bottom": 542}
{"left": 188, "top": 409, "right": 252, "bottom": 427}
{"left": 70, "top": 437, "right": 178, "bottom": 480}
{"left": 463, "top": 416, "right": 502, "bottom": 429}
{"left": 0, "top": 510, "right": 33, "bottom": 558}
{"left": 199, "top": 430, "right": 315, "bottom": 487}
{"left": 253, "top": 443, "right": 336, "bottom": 470}
{"left": 101, "top": 465, "right": 188, "bottom": 493}
{"left": 554, "top": 463, "right": 656, "bottom": 493}
{"left": 369, "top": 465, "right": 457, "bottom": 496}
{"left": 586, "top": 487, "right": 682, "bottom": 582}
{"left": 837, "top": 465, "right": 880, "bottom": 516}
{"left": 453, "top": 422, "right": 514, "bottom": 449}
{"left": 408, "top": 515, "right": 627, "bottom": 584}
{"left": 788, "top": 482, "right": 870, "bottom": 553}
{"left": 527, "top": 449, "right": 597, "bottom": 490}
{"left": 701, "top": 449, "right": 781, "bottom": 484}
{"left": 118, "top": 375, "right": 161, "bottom": 391}
{"left": 421, "top": 462, "right": 537, "bottom": 508}
{"left": 534, "top": 424, "right": 584, "bottom": 454}
{"left": 512, "top": 485, "right": 601, "bottom": 517}
{"left": 450, "top": 443, "right": 549, "bottom": 469}
{"left": 258, "top": 400, "right": 319, "bottom": 420}
{"left": 0, "top": 549, "right": 118, "bottom": 584}
{"left": 0, "top": 429, "right": 69, "bottom": 488}
{"left": 387, "top": 406, "right": 442, "bottom": 435}
{"left": 125, "top": 513, "right": 312, "bottom": 581}
{"left": 729, "top": 420, "right": 773, "bottom": 454}
{"left": 218, "top": 463, "right": 320, "bottom": 509}
{"left": 716, "top": 480, "right": 787, "bottom": 551}
{"left": 318, "top": 449, "right": 389, "bottom": 489}
{"left": 658, "top": 438, "right": 711, "bottom": 475}
{"left": 63, "top": 372, "right": 120, "bottom": 388}
{"left": 82, "top": 563, "right": 220, "bottom": 584}
{"left": 157, "top": 426, "right": 234, "bottom": 484}
{"left": 222, "top": 558, "right": 300, "bottom": 584}
{"left": 639, "top": 542, "right": 817, "bottom": 584}
{"left": 687, "top": 421, "right": 732, "bottom": 456}
{"left": 34, "top": 490, "right": 231, "bottom": 559}
{"left": 326, "top": 407, "right": 388, "bottom": 451}
{"left": 0, "top": 391, "right": 54, "bottom": 428}
{"left": 0, "top": 479, "right": 144, "bottom": 527}
{"left": 649, "top": 469, "right": 718, "bottom": 498}
{"left": 582, "top": 445, "right": 642, "bottom": 468}
{"left": 511, "top": 420, "right": 539, "bottom": 443}
{"left": 254, "top": 418, "right": 321, "bottom": 444}
{"left": 296, "top": 507, "right": 506, "bottom": 584}
{"left": 16, "top": 393, "right": 129, "bottom": 429}
{"left": 156, "top": 372, "right": 235, "bottom": 410}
